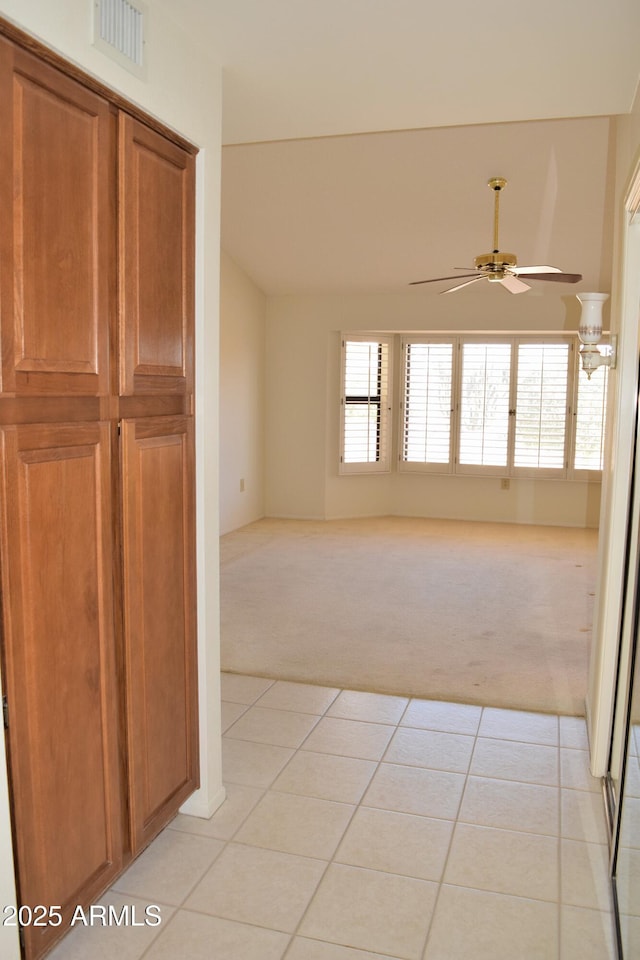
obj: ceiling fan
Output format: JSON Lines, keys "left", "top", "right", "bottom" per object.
{"left": 410, "top": 177, "right": 582, "bottom": 294}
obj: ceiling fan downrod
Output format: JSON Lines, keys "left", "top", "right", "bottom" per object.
{"left": 489, "top": 176, "right": 507, "bottom": 253}
{"left": 473, "top": 177, "right": 517, "bottom": 276}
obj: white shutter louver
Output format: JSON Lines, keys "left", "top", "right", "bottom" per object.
{"left": 459, "top": 343, "right": 511, "bottom": 468}
{"left": 514, "top": 342, "right": 569, "bottom": 472}
{"left": 339, "top": 333, "right": 607, "bottom": 480}
{"left": 574, "top": 362, "right": 608, "bottom": 471}
{"left": 402, "top": 341, "right": 453, "bottom": 467}
{"left": 341, "top": 338, "right": 391, "bottom": 473}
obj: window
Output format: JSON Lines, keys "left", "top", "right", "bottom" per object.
{"left": 513, "top": 342, "right": 569, "bottom": 475}
{"left": 403, "top": 341, "right": 453, "bottom": 469}
{"left": 574, "top": 360, "right": 609, "bottom": 474}
{"left": 340, "top": 337, "right": 391, "bottom": 474}
{"left": 458, "top": 342, "right": 511, "bottom": 471}
{"left": 340, "top": 333, "right": 608, "bottom": 479}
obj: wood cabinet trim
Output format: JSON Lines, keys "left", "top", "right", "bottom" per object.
{"left": 0, "top": 20, "right": 198, "bottom": 156}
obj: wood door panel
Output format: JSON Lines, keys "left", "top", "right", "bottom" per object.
{"left": 119, "top": 115, "right": 195, "bottom": 396}
{"left": 0, "top": 28, "right": 200, "bottom": 959}
{"left": 121, "top": 416, "right": 198, "bottom": 851}
{"left": 0, "top": 39, "right": 114, "bottom": 396}
{"left": 0, "top": 422, "right": 123, "bottom": 959}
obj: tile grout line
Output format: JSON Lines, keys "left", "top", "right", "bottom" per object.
{"left": 136, "top": 905, "right": 182, "bottom": 960}
{"left": 137, "top": 681, "right": 607, "bottom": 960}
{"left": 222, "top": 684, "right": 574, "bottom": 957}
{"left": 279, "top": 687, "right": 413, "bottom": 958}
{"left": 135, "top": 679, "right": 283, "bottom": 958}
{"left": 51, "top": 680, "right": 612, "bottom": 960}
{"left": 282, "top": 690, "right": 472, "bottom": 960}
{"left": 418, "top": 703, "right": 486, "bottom": 960}
{"left": 245, "top": 680, "right": 365, "bottom": 959}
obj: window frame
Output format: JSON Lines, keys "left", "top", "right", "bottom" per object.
{"left": 340, "top": 332, "right": 607, "bottom": 481}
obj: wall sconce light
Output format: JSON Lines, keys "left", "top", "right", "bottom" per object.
{"left": 577, "top": 292, "right": 616, "bottom": 379}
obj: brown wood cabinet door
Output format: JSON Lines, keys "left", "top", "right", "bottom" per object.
{"left": 0, "top": 39, "right": 114, "bottom": 397}
{"left": 121, "top": 416, "right": 198, "bottom": 852}
{"left": 0, "top": 28, "right": 200, "bottom": 957}
{"left": 0, "top": 421, "right": 123, "bottom": 960}
{"left": 119, "top": 114, "right": 195, "bottom": 397}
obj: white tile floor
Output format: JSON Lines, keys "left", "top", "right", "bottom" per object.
{"left": 48, "top": 674, "right": 618, "bottom": 960}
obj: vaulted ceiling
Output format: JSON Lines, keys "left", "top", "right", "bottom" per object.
{"left": 160, "top": 0, "right": 640, "bottom": 296}
{"left": 221, "top": 117, "right": 615, "bottom": 295}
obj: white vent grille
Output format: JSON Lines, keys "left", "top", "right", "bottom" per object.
{"left": 93, "top": 0, "right": 146, "bottom": 77}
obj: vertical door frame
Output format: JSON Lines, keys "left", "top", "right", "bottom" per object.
{"left": 588, "top": 156, "right": 640, "bottom": 775}
{"left": 179, "top": 149, "right": 226, "bottom": 820}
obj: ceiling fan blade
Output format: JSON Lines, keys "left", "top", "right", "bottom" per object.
{"left": 409, "top": 273, "right": 481, "bottom": 286}
{"left": 517, "top": 272, "right": 583, "bottom": 283}
{"left": 500, "top": 275, "right": 531, "bottom": 294}
{"left": 512, "top": 265, "right": 561, "bottom": 275}
{"left": 441, "top": 276, "right": 486, "bottom": 295}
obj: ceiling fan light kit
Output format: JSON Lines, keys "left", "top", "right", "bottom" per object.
{"left": 410, "top": 176, "right": 583, "bottom": 294}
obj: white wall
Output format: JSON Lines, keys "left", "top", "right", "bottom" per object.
{"left": 266, "top": 290, "right": 603, "bottom": 527}
{"left": 219, "top": 251, "right": 266, "bottom": 534}
{"left": 0, "top": 4, "right": 224, "bottom": 955}
{"left": 265, "top": 296, "right": 330, "bottom": 518}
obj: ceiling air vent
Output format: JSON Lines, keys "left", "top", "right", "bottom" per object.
{"left": 93, "top": 0, "right": 147, "bottom": 79}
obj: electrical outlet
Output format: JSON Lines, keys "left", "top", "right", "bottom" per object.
{"left": 239, "top": 478, "right": 245, "bottom": 492}
{"left": 501, "top": 478, "right": 510, "bottom": 490}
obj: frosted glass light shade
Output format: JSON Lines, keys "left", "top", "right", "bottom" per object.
{"left": 577, "top": 292, "right": 609, "bottom": 345}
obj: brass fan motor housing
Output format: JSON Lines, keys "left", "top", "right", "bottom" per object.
{"left": 474, "top": 252, "right": 518, "bottom": 279}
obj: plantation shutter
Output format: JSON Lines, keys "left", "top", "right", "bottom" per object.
{"left": 340, "top": 337, "right": 391, "bottom": 473}
{"left": 458, "top": 342, "right": 511, "bottom": 470}
{"left": 513, "top": 342, "right": 569, "bottom": 474}
{"left": 339, "top": 333, "right": 607, "bottom": 480}
{"left": 402, "top": 340, "right": 454, "bottom": 470}
{"left": 574, "top": 362, "right": 608, "bottom": 472}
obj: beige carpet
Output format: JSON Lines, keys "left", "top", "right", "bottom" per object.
{"left": 220, "top": 516, "right": 598, "bottom": 716}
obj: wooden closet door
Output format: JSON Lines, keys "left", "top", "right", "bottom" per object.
{"left": 0, "top": 422, "right": 123, "bottom": 960}
{"left": 121, "top": 415, "right": 198, "bottom": 852}
{"left": 0, "top": 39, "right": 114, "bottom": 397}
{"left": 119, "top": 114, "right": 195, "bottom": 398}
